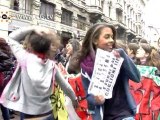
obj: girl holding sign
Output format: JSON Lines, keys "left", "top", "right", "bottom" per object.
{"left": 74, "top": 23, "right": 140, "bottom": 120}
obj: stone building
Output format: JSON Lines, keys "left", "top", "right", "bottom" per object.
{"left": 0, "top": 0, "right": 148, "bottom": 45}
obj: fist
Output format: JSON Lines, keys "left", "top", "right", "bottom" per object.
{"left": 94, "top": 95, "right": 105, "bottom": 105}
{"left": 112, "top": 50, "right": 120, "bottom": 58}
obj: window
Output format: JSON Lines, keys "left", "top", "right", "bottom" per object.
{"left": 116, "top": 9, "right": 123, "bottom": 23}
{"left": 24, "top": 0, "right": 32, "bottom": 14}
{"left": 11, "top": 0, "right": 19, "bottom": 11}
{"left": 77, "top": 15, "right": 86, "bottom": 30}
{"left": 90, "top": 0, "right": 96, "bottom": 5}
{"left": 40, "top": 0, "right": 55, "bottom": 20}
{"left": 61, "top": 8, "right": 72, "bottom": 26}
{"left": 14, "top": 0, "right": 19, "bottom": 11}
{"left": 10, "top": 0, "right": 32, "bottom": 14}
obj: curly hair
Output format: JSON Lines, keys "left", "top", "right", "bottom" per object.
{"left": 23, "top": 30, "right": 60, "bottom": 59}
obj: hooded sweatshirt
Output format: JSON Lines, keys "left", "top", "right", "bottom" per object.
{"left": 1, "top": 29, "right": 76, "bottom": 115}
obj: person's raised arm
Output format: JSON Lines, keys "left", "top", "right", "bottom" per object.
{"left": 6, "top": 27, "right": 35, "bottom": 61}
{"left": 9, "top": 26, "right": 35, "bottom": 42}
{"left": 55, "top": 65, "right": 78, "bottom": 108}
{"left": 7, "top": 26, "right": 49, "bottom": 62}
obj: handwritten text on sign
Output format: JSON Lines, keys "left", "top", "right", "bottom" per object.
{"left": 88, "top": 49, "right": 124, "bottom": 99}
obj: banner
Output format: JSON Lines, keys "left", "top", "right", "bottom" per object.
{"left": 51, "top": 84, "right": 68, "bottom": 120}
{"left": 88, "top": 49, "right": 124, "bottom": 99}
{"left": 136, "top": 65, "right": 160, "bottom": 86}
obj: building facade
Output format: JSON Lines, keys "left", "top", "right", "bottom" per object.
{"left": 145, "top": 25, "right": 160, "bottom": 48}
{"left": 0, "top": 0, "right": 148, "bottom": 44}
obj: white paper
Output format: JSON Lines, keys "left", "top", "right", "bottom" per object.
{"left": 88, "top": 48, "right": 124, "bottom": 99}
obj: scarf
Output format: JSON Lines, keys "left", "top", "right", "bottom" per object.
{"left": 80, "top": 52, "right": 95, "bottom": 77}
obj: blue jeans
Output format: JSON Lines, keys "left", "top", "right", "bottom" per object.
{"left": 44, "top": 114, "right": 54, "bottom": 120}
{"left": 0, "top": 104, "right": 10, "bottom": 120}
{"left": 20, "top": 112, "right": 24, "bottom": 120}
{"left": 122, "top": 116, "right": 135, "bottom": 120}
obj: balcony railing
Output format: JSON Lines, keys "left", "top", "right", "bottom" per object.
{"left": 9, "top": 9, "right": 33, "bottom": 22}
{"left": 10, "top": 5, "right": 32, "bottom": 15}
{"left": 115, "top": 2, "right": 123, "bottom": 12}
{"left": 87, "top": 5, "right": 103, "bottom": 15}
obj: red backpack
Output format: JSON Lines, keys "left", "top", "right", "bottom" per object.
{"left": 68, "top": 74, "right": 92, "bottom": 120}
{"left": 57, "top": 63, "right": 93, "bottom": 120}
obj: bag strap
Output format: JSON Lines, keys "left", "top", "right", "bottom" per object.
{"left": 52, "top": 61, "right": 56, "bottom": 92}
{"left": 81, "top": 69, "right": 91, "bottom": 82}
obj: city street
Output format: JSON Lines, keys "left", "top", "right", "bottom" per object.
{"left": 0, "top": 0, "right": 160, "bottom": 120}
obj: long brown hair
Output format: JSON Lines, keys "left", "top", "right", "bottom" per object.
{"left": 136, "top": 43, "right": 153, "bottom": 66}
{"left": 80, "top": 23, "right": 116, "bottom": 61}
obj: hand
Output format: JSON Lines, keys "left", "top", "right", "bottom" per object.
{"left": 112, "top": 50, "right": 120, "bottom": 58}
{"left": 94, "top": 95, "right": 105, "bottom": 105}
{"left": 33, "top": 26, "right": 51, "bottom": 35}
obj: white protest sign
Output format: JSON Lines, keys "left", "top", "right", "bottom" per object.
{"left": 88, "top": 48, "right": 124, "bottom": 99}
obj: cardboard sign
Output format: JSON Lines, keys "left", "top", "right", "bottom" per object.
{"left": 88, "top": 49, "right": 124, "bottom": 99}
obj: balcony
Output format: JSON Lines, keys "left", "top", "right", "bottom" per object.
{"left": 126, "top": 29, "right": 137, "bottom": 42}
{"left": 101, "top": 15, "right": 111, "bottom": 23}
{"left": 135, "top": 21, "right": 141, "bottom": 26}
{"left": 8, "top": 10, "right": 33, "bottom": 31}
{"left": 87, "top": 5, "right": 103, "bottom": 14}
{"left": 37, "top": 18, "right": 56, "bottom": 29}
{"left": 114, "top": 21, "right": 127, "bottom": 30}
{"left": 62, "top": 0, "right": 86, "bottom": 10}
{"left": 9, "top": 9, "right": 33, "bottom": 22}
{"left": 87, "top": 5, "right": 103, "bottom": 23}
{"left": 115, "top": 2, "right": 123, "bottom": 12}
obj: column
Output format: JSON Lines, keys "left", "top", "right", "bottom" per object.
{"left": 110, "top": 1, "right": 116, "bottom": 21}
{"left": 32, "top": 0, "right": 41, "bottom": 25}
{"left": 72, "top": 12, "right": 78, "bottom": 28}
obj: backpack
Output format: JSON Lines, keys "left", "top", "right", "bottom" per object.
{"left": 68, "top": 74, "right": 92, "bottom": 120}
{"left": 57, "top": 62, "right": 92, "bottom": 120}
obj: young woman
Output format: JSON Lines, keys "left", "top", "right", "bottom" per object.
{"left": 65, "top": 39, "right": 81, "bottom": 74}
{"left": 136, "top": 43, "right": 153, "bottom": 66}
{"left": 1, "top": 26, "right": 78, "bottom": 120}
{"left": 127, "top": 43, "right": 140, "bottom": 63}
{"left": 76, "top": 23, "right": 140, "bottom": 120}
{"left": 131, "top": 43, "right": 160, "bottom": 120}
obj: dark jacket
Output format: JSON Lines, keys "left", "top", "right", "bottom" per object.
{"left": 0, "top": 50, "right": 15, "bottom": 95}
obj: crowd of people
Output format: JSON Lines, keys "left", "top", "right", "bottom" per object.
{"left": 0, "top": 23, "right": 160, "bottom": 120}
